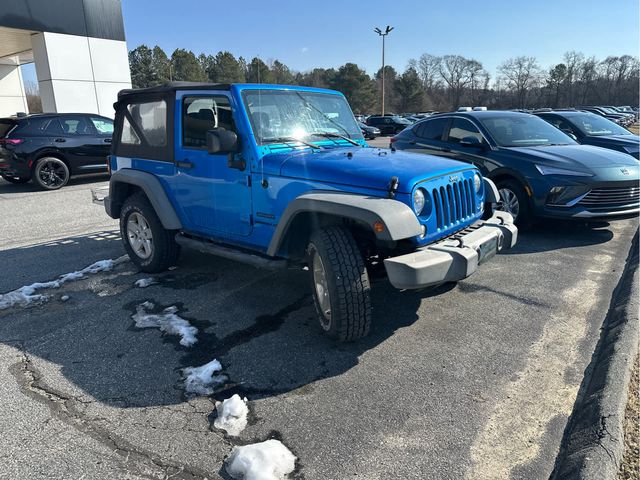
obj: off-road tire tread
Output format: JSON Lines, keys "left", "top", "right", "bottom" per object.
{"left": 310, "top": 226, "right": 372, "bottom": 341}
{"left": 120, "top": 192, "right": 180, "bottom": 273}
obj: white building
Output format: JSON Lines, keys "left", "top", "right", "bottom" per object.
{"left": 0, "top": 0, "right": 131, "bottom": 118}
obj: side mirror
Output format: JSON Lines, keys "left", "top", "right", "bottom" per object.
{"left": 206, "top": 128, "right": 239, "bottom": 154}
{"left": 459, "top": 136, "right": 484, "bottom": 148}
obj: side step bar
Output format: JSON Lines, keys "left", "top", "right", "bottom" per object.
{"left": 175, "top": 234, "right": 287, "bottom": 270}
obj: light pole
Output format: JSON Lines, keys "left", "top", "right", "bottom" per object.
{"left": 374, "top": 25, "right": 393, "bottom": 116}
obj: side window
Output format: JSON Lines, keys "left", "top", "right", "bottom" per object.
{"left": 447, "top": 118, "right": 483, "bottom": 144}
{"left": 415, "top": 118, "right": 448, "bottom": 141}
{"left": 120, "top": 116, "right": 141, "bottom": 145}
{"left": 127, "top": 101, "right": 167, "bottom": 147}
{"left": 13, "top": 117, "right": 63, "bottom": 136}
{"left": 182, "top": 96, "right": 234, "bottom": 148}
{"left": 90, "top": 117, "right": 114, "bottom": 135}
{"left": 60, "top": 115, "right": 95, "bottom": 135}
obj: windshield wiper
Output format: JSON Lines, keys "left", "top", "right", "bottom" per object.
{"left": 264, "top": 136, "right": 322, "bottom": 149}
{"left": 309, "top": 131, "right": 360, "bottom": 146}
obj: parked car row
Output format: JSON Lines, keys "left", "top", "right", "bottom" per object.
{"left": 391, "top": 109, "right": 639, "bottom": 227}
{"left": 0, "top": 113, "right": 113, "bottom": 189}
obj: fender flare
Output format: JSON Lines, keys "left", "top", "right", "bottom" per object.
{"left": 483, "top": 177, "right": 500, "bottom": 203}
{"left": 266, "top": 191, "right": 422, "bottom": 257}
{"left": 106, "top": 169, "right": 182, "bottom": 230}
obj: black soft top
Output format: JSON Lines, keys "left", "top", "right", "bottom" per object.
{"left": 116, "top": 82, "right": 231, "bottom": 103}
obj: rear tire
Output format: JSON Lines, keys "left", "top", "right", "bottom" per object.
{"left": 120, "top": 192, "right": 180, "bottom": 273}
{"left": 307, "top": 226, "right": 372, "bottom": 341}
{"left": 0, "top": 174, "right": 30, "bottom": 184}
{"left": 33, "top": 157, "right": 69, "bottom": 190}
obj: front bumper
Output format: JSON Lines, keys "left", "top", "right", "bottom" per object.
{"left": 384, "top": 211, "right": 517, "bottom": 289}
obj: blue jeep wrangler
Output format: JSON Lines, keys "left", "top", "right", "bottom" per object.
{"left": 103, "top": 82, "right": 517, "bottom": 341}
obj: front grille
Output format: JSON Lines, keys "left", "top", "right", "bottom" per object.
{"left": 432, "top": 178, "right": 477, "bottom": 230}
{"left": 578, "top": 186, "right": 640, "bottom": 207}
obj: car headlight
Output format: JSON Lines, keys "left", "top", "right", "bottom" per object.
{"left": 413, "top": 188, "right": 426, "bottom": 215}
{"left": 535, "top": 165, "right": 593, "bottom": 176}
{"left": 474, "top": 173, "right": 482, "bottom": 193}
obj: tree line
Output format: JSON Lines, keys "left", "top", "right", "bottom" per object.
{"left": 129, "top": 45, "right": 640, "bottom": 114}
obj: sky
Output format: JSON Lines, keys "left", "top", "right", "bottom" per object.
{"left": 21, "top": 0, "right": 640, "bottom": 83}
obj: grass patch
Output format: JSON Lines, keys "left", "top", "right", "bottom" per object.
{"left": 619, "top": 354, "right": 639, "bottom": 479}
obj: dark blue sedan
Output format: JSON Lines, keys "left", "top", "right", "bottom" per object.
{"left": 391, "top": 111, "right": 639, "bottom": 226}
{"left": 535, "top": 110, "right": 640, "bottom": 159}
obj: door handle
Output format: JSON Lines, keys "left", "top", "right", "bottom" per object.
{"left": 177, "top": 160, "right": 194, "bottom": 169}
{"left": 103, "top": 138, "right": 112, "bottom": 143}
{"left": 54, "top": 138, "right": 66, "bottom": 143}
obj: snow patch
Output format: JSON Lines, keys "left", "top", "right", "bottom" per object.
{"left": 0, "top": 256, "right": 128, "bottom": 310}
{"left": 134, "top": 277, "right": 157, "bottom": 288}
{"left": 214, "top": 394, "right": 248, "bottom": 436}
{"left": 132, "top": 302, "right": 198, "bottom": 347}
{"left": 182, "top": 359, "right": 226, "bottom": 395}
{"left": 226, "top": 440, "right": 296, "bottom": 480}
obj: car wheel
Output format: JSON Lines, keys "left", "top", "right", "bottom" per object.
{"left": 0, "top": 174, "right": 30, "bottom": 184}
{"left": 120, "top": 192, "right": 180, "bottom": 273}
{"left": 33, "top": 157, "right": 69, "bottom": 190}
{"left": 307, "top": 226, "right": 372, "bottom": 341}
{"left": 496, "top": 179, "right": 531, "bottom": 227}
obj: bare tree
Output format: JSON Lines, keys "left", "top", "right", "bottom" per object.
{"left": 498, "top": 56, "right": 541, "bottom": 108}
{"left": 562, "top": 51, "right": 584, "bottom": 106}
{"left": 24, "top": 81, "right": 42, "bottom": 113}
{"left": 438, "top": 55, "right": 475, "bottom": 108}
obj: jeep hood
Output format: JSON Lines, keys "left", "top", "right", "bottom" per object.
{"left": 505, "top": 144, "right": 638, "bottom": 171}
{"left": 260, "top": 147, "right": 474, "bottom": 193}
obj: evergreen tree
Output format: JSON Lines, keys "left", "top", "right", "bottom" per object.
{"left": 246, "top": 57, "right": 273, "bottom": 83}
{"left": 395, "top": 67, "right": 425, "bottom": 112}
{"left": 331, "top": 63, "right": 376, "bottom": 114}
{"left": 170, "top": 49, "right": 206, "bottom": 82}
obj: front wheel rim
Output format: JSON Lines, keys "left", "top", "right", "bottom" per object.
{"left": 38, "top": 160, "right": 67, "bottom": 188}
{"left": 126, "top": 212, "right": 153, "bottom": 259}
{"left": 312, "top": 251, "right": 332, "bottom": 329}
{"left": 498, "top": 187, "right": 520, "bottom": 220}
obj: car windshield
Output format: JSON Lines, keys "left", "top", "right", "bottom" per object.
{"left": 570, "top": 113, "right": 632, "bottom": 136}
{"left": 480, "top": 115, "right": 577, "bottom": 147}
{"left": 243, "top": 89, "right": 362, "bottom": 144}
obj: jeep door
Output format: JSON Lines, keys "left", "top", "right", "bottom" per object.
{"left": 172, "top": 92, "right": 252, "bottom": 237}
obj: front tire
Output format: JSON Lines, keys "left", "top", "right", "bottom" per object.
{"left": 496, "top": 179, "right": 532, "bottom": 227}
{"left": 33, "top": 157, "right": 69, "bottom": 190}
{"left": 307, "top": 226, "right": 372, "bottom": 341}
{"left": 120, "top": 192, "right": 180, "bottom": 272}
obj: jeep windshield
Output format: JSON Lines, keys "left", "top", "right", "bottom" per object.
{"left": 480, "top": 115, "right": 577, "bottom": 147}
{"left": 242, "top": 89, "right": 363, "bottom": 145}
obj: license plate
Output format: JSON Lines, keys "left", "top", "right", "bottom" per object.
{"left": 478, "top": 235, "right": 499, "bottom": 265}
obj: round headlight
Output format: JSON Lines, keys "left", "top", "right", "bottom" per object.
{"left": 474, "top": 173, "right": 482, "bottom": 193}
{"left": 413, "top": 188, "right": 426, "bottom": 215}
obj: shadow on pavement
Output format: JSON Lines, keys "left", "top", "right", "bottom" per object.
{"left": 0, "top": 173, "right": 109, "bottom": 193}
{"left": 0, "top": 235, "right": 444, "bottom": 410}
{"left": 0, "top": 230, "right": 123, "bottom": 292}
{"left": 505, "top": 218, "right": 618, "bottom": 255}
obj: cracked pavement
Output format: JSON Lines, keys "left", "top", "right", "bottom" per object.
{"left": 0, "top": 174, "right": 638, "bottom": 479}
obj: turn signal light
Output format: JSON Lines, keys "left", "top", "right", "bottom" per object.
{"left": 373, "top": 221, "right": 385, "bottom": 233}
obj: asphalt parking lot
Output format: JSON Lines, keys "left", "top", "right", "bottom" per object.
{"left": 0, "top": 165, "right": 638, "bottom": 479}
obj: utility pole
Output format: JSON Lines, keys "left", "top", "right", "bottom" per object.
{"left": 374, "top": 25, "right": 393, "bottom": 116}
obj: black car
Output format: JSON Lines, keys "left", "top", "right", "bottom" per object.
{"left": 0, "top": 113, "right": 113, "bottom": 190}
{"left": 579, "top": 106, "right": 630, "bottom": 126}
{"left": 391, "top": 110, "right": 639, "bottom": 226}
{"left": 366, "top": 115, "right": 412, "bottom": 135}
{"left": 358, "top": 121, "right": 381, "bottom": 139}
{"left": 535, "top": 110, "right": 640, "bottom": 159}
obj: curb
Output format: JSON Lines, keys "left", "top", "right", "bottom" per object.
{"left": 552, "top": 230, "right": 639, "bottom": 480}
